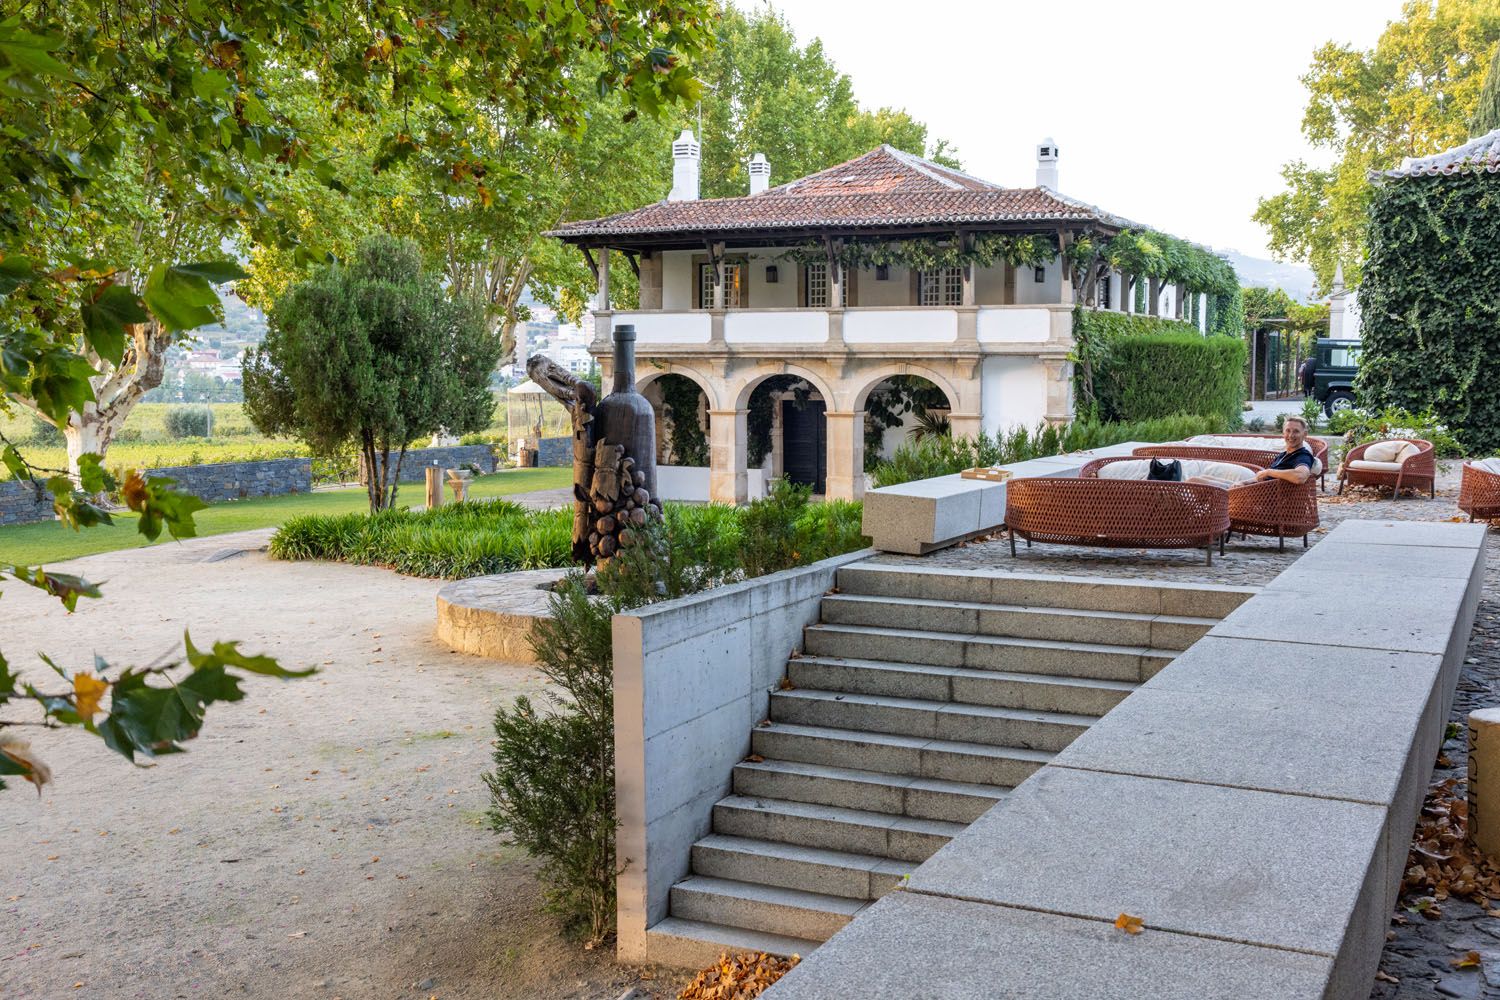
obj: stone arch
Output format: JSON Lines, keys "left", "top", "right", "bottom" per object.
{"left": 730, "top": 363, "right": 837, "bottom": 412}
{"left": 635, "top": 363, "right": 722, "bottom": 411}
{"left": 849, "top": 363, "right": 963, "bottom": 413}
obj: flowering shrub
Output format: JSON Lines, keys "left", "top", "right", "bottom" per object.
{"left": 1328, "top": 407, "right": 1465, "bottom": 458}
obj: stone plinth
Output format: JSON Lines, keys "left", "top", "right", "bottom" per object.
{"left": 434, "top": 568, "right": 569, "bottom": 664}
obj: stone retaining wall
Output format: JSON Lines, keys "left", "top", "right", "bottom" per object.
{"left": 364, "top": 445, "right": 499, "bottom": 484}
{"left": 537, "top": 436, "right": 570, "bottom": 467}
{"left": 0, "top": 479, "right": 52, "bottom": 526}
{"left": 767, "top": 519, "right": 1489, "bottom": 1000}
{"left": 148, "top": 457, "right": 311, "bottom": 504}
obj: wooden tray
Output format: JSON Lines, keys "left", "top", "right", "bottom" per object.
{"left": 960, "top": 467, "right": 1013, "bottom": 482}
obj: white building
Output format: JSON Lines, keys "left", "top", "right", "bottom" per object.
{"left": 549, "top": 133, "right": 1216, "bottom": 502}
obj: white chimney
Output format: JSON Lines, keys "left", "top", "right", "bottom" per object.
{"left": 1035, "top": 137, "right": 1059, "bottom": 190}
{"left": 669, "top": 129, "right": 701, "bottom": 202}
{"left": 1328, "top": 261, "right": 1347, "bottom": 339}
{"left": 748, "top": 152, "right": 771, "bottom": 195}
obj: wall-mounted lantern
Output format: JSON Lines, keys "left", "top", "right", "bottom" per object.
{"left": 765, "top": 264, "right": 779, "bottom": 283}
{"left": 875, "top": 264, "right": 890, "bottom": 281}
{"left": 1034, "top": 266, "right": 1046, "bottom": 283}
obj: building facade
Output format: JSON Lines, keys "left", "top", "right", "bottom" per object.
{"left": 550, "top": 135, "right": 1214, "bottom": 501}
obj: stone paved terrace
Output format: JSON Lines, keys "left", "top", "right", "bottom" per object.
{"left": 853, "top": 461, "right": 1500, "bottom": 999}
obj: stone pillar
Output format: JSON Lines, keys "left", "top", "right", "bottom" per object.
{"left": 1148, "top": 276, "right": 1161, "bottom": 316}
{"left": 828, "top": 243, "right": 843, "bottom": 309}
{"left": 770, "top": 398, "right": 785, "bottom": 480}
{"left": 638, "top": 252, "right": 662, "bottom": 310}
{"left": 1042, "top": 357, "right": 1074, "bottom": 424}
{"left": 825, "top": 410, "right": 865, "bottom": 501}
{"left": 1122, "top": 275, "right": 1133, "bottom": 314}
{"left": 949, "top": 412, "right": 983, "bottom": 441}
{"left": 711, "top": 242, "right": 725, "bottom": 311}
{"left": 1470, "top": 708, "right": 1500, "bottom": 860}
{"left": 595, "top": 247, "right": 611, "bottom": 312}
{"left": 1058, "top": 259, "right": 1074, "bottom": 306}
{"left": 708, "top": 408, "right": 748, "bottom": 504}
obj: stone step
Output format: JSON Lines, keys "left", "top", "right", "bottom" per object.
{"left": 669, "top": 875, "right": 867, "bottom": 942}
{"left": 751, "top": 722, "right": 1053, "bottom": 787}
{"left": 691, "top": 834, "right": 911, "bottom": 900}
{"left": 835, "top": 564, "right": 1257, "bottom": 618}
{"left": 803, "top": 622, "right": 1174, "bottom": 682}
{"left": 713, "top": 794, "right": 964, "bottom": 864}
{"left": 770, "top": 689, "right": 1094, "bottom": 753}
{"left": 787, "top": 655, "right": 1137, "bottom": 717}
{"left": 820, "top": 593, "right": 1213, "bottom": 651}
{"left": 646, "top": 916, "right": 818, "bottom": 963}
{"left": 733, "top": 757, "right": 1008, "bottom": 824}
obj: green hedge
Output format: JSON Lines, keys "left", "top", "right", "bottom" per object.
{"left": 1089, "top": 323, "right": 1246, "bottom": 426}
{"left": 1357, "top": 171, "right": 1500, "bottom": 455}
{"left": 870, "top": 413, "right": 1228, "bottom": 488}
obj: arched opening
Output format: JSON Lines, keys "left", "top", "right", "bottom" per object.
{"left": 641, "top": 373, "right": 709, "bottom": 466}
{"left": 747, "top": 374, "right": 826, "bottom": 493}
{"left": 861, "top": 375, "right": 954, "bottom": 473}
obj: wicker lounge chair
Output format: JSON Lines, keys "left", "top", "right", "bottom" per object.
{"left": 1005, "top": 476, "right": 1230, "bottom": 566}
{"left": 1338, "top": 438, "right": 1435, "bottom": 499}
{"left": 1199, "top": 433, "right": 1331, "bottom": 490}
{"left": 1459, "top": 460, "right": 1500, "bottom": 523}
{"left": 1081, "top": 457, "right": 1320, "bottom": 551}
{"left": 1133, "top": 443, "right": 1279, "bottom": 468}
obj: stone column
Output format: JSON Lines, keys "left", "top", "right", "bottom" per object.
{"left": 770, "top": 398, "right": 785, "bottom": 480}
{"left": 824, "top": 410, "right": 865, "bottom": 501}
{"left": 1042, "top": 357, "right": 1074, "bottom": 424}
{"left": 1148, "top": 276, "right": 1161, "bottom": 316}
{"left": 711, "top": 242, "right": 725, "bottom": 311}
{"left": 708, "top": 408, "right": 748, "bottom": 504}
{"left": 595, "top": 247, "right": 611, "bottom": 312}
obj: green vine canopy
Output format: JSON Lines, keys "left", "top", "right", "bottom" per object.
{"left": 779, "top": 233, "right": 1059, "bottom": 272}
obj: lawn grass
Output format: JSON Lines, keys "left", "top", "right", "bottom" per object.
{"left": 0, "top": 466, "right": 571, "bottom": 565}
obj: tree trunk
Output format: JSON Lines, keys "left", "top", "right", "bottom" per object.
{"left": 389, "top": 446, "right": 407, "bottom": 510}
{"left": 361, "top": 430, "right": 380, "bottom": 513}
{"left": 378, "top": 444, "right": 392, "bottom": 511}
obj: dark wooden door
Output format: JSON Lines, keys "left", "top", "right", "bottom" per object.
{"left": 781, "top": 399, "right": 826, "bottom": 493}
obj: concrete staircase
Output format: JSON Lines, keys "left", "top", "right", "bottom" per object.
{"left": 650, "top": 564, "right": 1254, "bottom": 957}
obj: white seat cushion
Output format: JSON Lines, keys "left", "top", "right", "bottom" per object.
{"left": 1473, "top": 458, "right": 1500, "bottom": 474}
{"left": 1196, "top": 462, "right": 1256, "bottom": 485}
{"left": 1348, "top": 459, "right": 1406, "bottom": 473}
{"left": 1363, "top": 440, "right": 1418, "bottom": 463}
{"left": 1098, "top": 460, "right": 1152, "bottom": 480}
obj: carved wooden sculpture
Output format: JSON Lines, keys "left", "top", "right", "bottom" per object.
{"left": 526, "top": 324, "right": 661, "bottom": 567}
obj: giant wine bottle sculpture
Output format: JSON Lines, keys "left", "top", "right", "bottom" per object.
{"left": 587, "top": 325, "right": 661, "bottom": 564}
{"left": 526, "top": 323, "right": 661, "bottom": 568}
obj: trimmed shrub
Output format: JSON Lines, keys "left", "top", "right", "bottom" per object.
{"left": 1093, "top": 332, "right": 1246, "bottom": 426}
{"left": 1357, "top": 171, "right": 1500, "bottom": 455}
{"left": 869, "top": 413, "right": 1227, "bottom": 488}
{"left": 163, "top": 406, "right": 213, "bottom": 439}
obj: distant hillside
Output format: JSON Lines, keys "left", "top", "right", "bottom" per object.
{"left": 1219, "top": 250, "right": 1318, "bottom": 303}
{"left": 192, "top": 292, "right": 268, "bottom": 344}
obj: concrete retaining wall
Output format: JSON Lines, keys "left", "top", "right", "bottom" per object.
{"left": 767, "top": 518, "right": 1489, "bottom": 999}
{"left": 612, "top": 547, "right": 876, "bottom": 964}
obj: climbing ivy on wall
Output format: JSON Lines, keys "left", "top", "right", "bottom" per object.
{"left": 1208, "top": 286, "right": 1244, "bottom": 337}
{"left": 658, "top": 375, "right": 708, "bottom": 467}
{"left": 1357, "top": 170, "right": 1500, "bottom": 454}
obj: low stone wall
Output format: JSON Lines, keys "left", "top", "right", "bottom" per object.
{"left": 767, "top": 519, "right": 1489, "bottom": 999}
{"left": 612, "top": 547, "right": 876, "bottom": 965}
{"left": 367, "top": 445, "right": 499, "bottom": 484}
{"left": 536, "top": 436, "right": 570, "bottom": 467}
{"left": 0, "top": 479, "right": 52, "bottom": 526}
{"left": 861, "top": 441, "right": 1145, "bottom": 555}
{"left": 434, "top": 568, "right": 569, "bottom": 664}
{"left": 149, "top": 457, "right": 311, "bottom": 504}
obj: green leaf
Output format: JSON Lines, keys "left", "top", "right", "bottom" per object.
{"left": 131, "top": 475, "right": 208, "bottom": 542}
{"left": 81, "top": 285, "right": 147, "bottom": 366}
{"left": 0, "top": 30, "right": 70, "bottom": 78}
{"left": 2, "top": 563, "right": 103, "bottom": 611}
{"left": 1, "top": 443, "right": 29, "bottom": 481}
{"left": 0, "top": 254, "right": 31, "bottom": 295}
{"left": 172, "top": 261, "right": 249, "bottom": 285}
{"left": 76, "top": 453, "right": 109, "bottom": 494}
{"left": 143, "top": 264, "right": 221, "bottom": 332}
{"left": 190, "top": 69, "right": 232, "bottom": 103}
{"left": 184, "top": 631, "right": 315, "bottom": 679}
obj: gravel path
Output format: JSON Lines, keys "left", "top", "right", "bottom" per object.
{"left": 0, "top": 528, "right": 680, "bottom": 1000}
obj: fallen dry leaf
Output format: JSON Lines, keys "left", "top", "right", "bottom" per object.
{"left": 1375, "top": 971, "right": 1400, "bottom": 983}
{"left": 679, "top": 950, "right": 799, "bottom": 1000}
{"left": 1453, "top": 950, "right": 1483, "bottom": 969}
{"left": 1114, "top": 913, "right": 1144, "bottom": 935}
{"left": 744, "top": 754, "right": 765, "bottom": 764}
{"left": 1400, "top": 777, "right": 1500, "bottom": 912}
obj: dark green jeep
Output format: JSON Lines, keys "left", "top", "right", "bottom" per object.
{"left": 1310, "top": 338, "right": 1362, "bottom": 417}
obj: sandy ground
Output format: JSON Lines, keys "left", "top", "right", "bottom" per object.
{"left": 0, "top": 526, "right": 685, "bottom": 1000}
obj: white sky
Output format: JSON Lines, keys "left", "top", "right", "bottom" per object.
{"left": 745, "top": 0, "right": 1402, "bottom": 260}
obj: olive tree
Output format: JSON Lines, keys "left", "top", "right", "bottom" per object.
{"left": 243, "top": 237, "right": 502, "bottom": 511}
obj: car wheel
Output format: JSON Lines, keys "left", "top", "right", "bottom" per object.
{"left": 1324, "top": 391, "right": 1355, "bottom": 417}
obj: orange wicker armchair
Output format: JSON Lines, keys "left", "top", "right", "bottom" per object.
{"left": 1133, "top": 444, "right": 1279, "bottom": 468}
{"left": 1459, "top": 461, "right": 1500, "bottom": 523}
{"left": 1338, "top": 439, "right": 1436, "bottom": 499}
{"left": 1211, "top": 434, "right": 1331, "bottom": 490}
{"left": 1080, "top": 457, "right": 1319, "bottom": 550}
{"left": 1005, "top": 476, "right": 1230, "bottom": 566}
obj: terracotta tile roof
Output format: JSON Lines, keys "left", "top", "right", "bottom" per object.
{"left": 1380, "top": 129, "right": 1500, "bottom": 179}
{"left": 548, "top": 145, "right": 1126, "bottom": 241}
